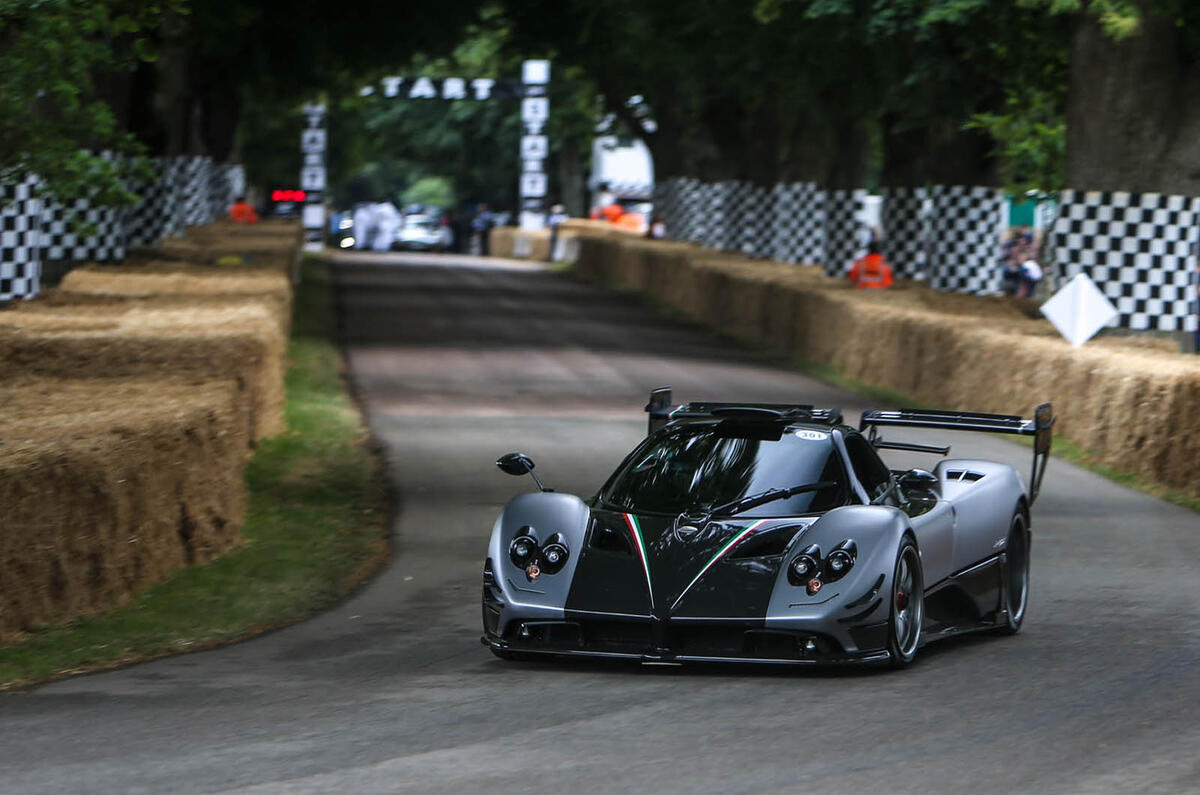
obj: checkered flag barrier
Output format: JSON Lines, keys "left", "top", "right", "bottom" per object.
{"left": 40, "top": 198, "right": 126, "bottom": 262}
{"left": 1, "top": 175, "right": 43, "bottom": 303}
{"left": 1052, "top": 190, "right": 1200, "bottom": 332}
{"left": 179, "top": 156, "right": 216, "bottom": 227}
{"left": 825, "top": 190, "right": 867, "bottom": 278}
{"left": 927, "top": 185, "right": 1006, "bottom": 294}
{"left": 732, "top": 183, "right": 774, "bottom": 258}
{"left": 771, "top": 182, "right": 824, "bottom": 265}
{"left": 882, "top": 187, "right": 929, "bottom": 279}
{"left": 124, "top": 158, "right": 182, "bottom": 247}
{"left": 208, "top": 164, "right": 234, "bottom": 221}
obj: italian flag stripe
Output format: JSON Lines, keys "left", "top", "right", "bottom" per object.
{"left": 671, "top": 519, "right": 769, "bottom": 611}
{"left": 623, "top": 513, "right": 654, "bottom": 608}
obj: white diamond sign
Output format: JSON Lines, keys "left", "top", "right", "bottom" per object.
{"left": 1040, "top": 273, "right": 1119, "bottom": 347}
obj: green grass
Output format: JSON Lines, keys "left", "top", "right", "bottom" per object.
{"left": 0, "top": 259, "right": 390, "bottom": 690}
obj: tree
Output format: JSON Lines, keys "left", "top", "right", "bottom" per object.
{"left": 1058, "top": 0, "right": 1200, "bottom": 193}
{"left": 0, "top": 1, "right": 173, "bottom": 206}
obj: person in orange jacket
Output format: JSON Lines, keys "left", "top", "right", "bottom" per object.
{"left": 229, "top": 196, "right": 259, "bottom": 224}
{"left": 847, "top": 241, "right": 894, "bottom": 289}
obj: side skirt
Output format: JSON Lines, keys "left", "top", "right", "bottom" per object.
{"left": 922, "top": 555, "right": 1005, "bottom": 640}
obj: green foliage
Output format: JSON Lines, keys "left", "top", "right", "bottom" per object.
{"left": 313, "top": 7, "right": 595, "bottom": 210}
{"left": 966, "top": 89, "right": 1066, "bottom": 194}
{"left": 0, "top": 0, "right": 176, "bottom": 206}
{"left": 403, "top": 177, "right": 456, "bottom": 208}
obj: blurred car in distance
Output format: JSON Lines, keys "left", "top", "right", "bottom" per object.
{"left": 395, "top": 214, "right": 452, "bottom": 251}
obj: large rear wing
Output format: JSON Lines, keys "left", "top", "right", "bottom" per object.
{"left": 860, "top": 405, "right": 1055, "bottom": 504}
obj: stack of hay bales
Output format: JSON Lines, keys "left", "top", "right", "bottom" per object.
{"left": 573, "top": 232, "right": 1200, "bottom": 500}
{"left": 158, "top": 220, "right": 302, "bottom": 275}
{"left": 0, "top": 221, "right": 300, "bottom": 639}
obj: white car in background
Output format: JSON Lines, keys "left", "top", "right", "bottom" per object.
{"left": 395, "top": 214, "right": 452, "bottom": 251}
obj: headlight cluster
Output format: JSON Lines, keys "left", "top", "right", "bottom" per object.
{"left": 508, "top": 526, "right": 570, "bottom": 581}
{"left": 787, "top": 539, "right": 857, "bottom": 593}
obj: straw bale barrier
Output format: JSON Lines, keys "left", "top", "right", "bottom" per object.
{"left": 490, "top": 226, "right": 553, "bottom": 260}
{"left": 0, "top": 377, "right": 247, "bottom": 639}
{"left": 159, "top": 224, "right": 301, "bottom": 274}
{"left": 0, "top": 302, "right": 285, "bottom": 441}
{"left": 54, "top": 263, "right": 292, "bottom": 335}
{"left": 575, "top": 233, "right": 1200, "bottom": 498}
{"left": 490, "top": 220, "right": 627, "bottom": 262}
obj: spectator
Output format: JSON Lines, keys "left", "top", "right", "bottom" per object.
{"left": 471, "top": 203, "right": 495, "bottom": 255}
{"left": 601, "top": 202, "right": 625, "bottom": 224}
{"left": 1020, "top": 258, "right": 1043, "bottom": 298}
{"left": 646, "top": 212, "right": 667, "bottom": 240}
{"left": 547, "top": 203, "right": 569, "bottom": 261}
{"left": 228, "top": 196, "right": 258, "bottom": 224}
{"left": 847, "top": 241, "right": 894, "bottom": 289}
{"left": 372, "top": 201, "right": 401, "bottom": 252}
{"left": 352, "top": 202, "right": 375, "bottom": 250}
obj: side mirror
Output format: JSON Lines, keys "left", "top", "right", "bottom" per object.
{"left": 899, "top": 468, "right": 938, "bottom": 489}
{"left": 496, "top": 452, "right": 550, "bottom": 492}
{"left": 497, "top": 452, "right": 535, "bottom": 476}
{"left": 1034, "top": 403, "right": 1054, "bottom": 456}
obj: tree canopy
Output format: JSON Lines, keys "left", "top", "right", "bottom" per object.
{"left": 7, "top": 0, "right": 1200, "bottom": 207}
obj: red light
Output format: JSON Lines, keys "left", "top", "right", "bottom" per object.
{"left": 272, "top": 189, "right": 284, "bottom": 201}
{"left": 271, "top": 189, "right": 307, "bottom": 202}
{"left": 295, "top": 190, "right": 306, "bottom": 201}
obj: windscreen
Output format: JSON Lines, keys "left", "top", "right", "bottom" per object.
{"left": 599, "top": 422, "right": 847, "bottom": 516}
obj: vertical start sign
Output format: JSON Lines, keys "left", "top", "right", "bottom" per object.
{"left": 519, "top": 60, "right": 550, "bottom": 231}
{"left": 300, "top": 102, "right": 327, "bottom": 251}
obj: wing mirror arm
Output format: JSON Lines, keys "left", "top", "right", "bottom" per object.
{"left": 495, "top": 452, "right": 552, "bottom": 492}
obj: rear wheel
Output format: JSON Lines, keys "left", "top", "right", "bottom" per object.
{"left": 997, "top": 511, "right": 1030, "bottom": 635}
{"left": 887, "top": 539, "right": 924, "bottom": 668}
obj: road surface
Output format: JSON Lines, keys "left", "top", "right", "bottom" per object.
{"left": 1, "top": 250, "right": 1198, "bottom": 794}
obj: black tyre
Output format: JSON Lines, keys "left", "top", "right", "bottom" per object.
{"left": 887, "top": 538, "right": 925, "bottom": 668}
{"left": 996, "top": 511, "right": 1031, "bottom": 635}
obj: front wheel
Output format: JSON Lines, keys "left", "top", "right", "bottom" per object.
{"left": 887, "top": 538, "right": 925, "bottom": 668}
{"left": 996, "top": 511, "right": 1031, "bottom": 635}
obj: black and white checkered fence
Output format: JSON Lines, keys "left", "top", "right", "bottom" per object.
{"left": 770, "top": 182, "right": 824, "bottom": 265}
{"left": 882, "top": 187, "right": 928, "bottom": 279}
{"left": 1052, "top": 190, "right": 1200, "bottom": 332}
{"left": 179, "top": 156, "right": 215, "bottom": 227}
{"left": 40, "top": 198, "right": 126, "bottom": 262}
{"left": 700, "top": 181, "right": 740, "bottom": 250}
{"left": 654, "top": 178, "right": 690, "bottom": 243}
{"left": 0, "top": 175, "right": 43, "bottom": 303}
{"left": 731, "top": 183, "right": 774, "bottom": 258}
{"left": 824, "top": 189, "right": 867, "bottom": 278}
{"left": 208, "top": 164, "right": 233, "bottom": 221}
{"left": 927, "top": 185, "right": 1006, "bottom": 294}
{"left": 124, "top": 158, "right": 182, "bottom": 247}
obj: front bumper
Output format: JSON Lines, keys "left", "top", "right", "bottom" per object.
{"left": 481, "top": 615, "right": 891, "bottom": 666}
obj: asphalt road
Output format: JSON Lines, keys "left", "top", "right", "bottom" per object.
{"left": 2, "top": 250, "right": 1199, "bottom": 794}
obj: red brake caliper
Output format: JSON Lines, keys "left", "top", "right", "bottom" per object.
{"left": 896, "top": 591, "right": 909, "bottom": 610}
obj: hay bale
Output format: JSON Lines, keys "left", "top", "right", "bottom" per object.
{"left": 0, "top": 377, "right": 247, "bottom": 639}
{"left": 0, "top": 302, "right": 285, "bottom": 441}
{"left": 55, "top": 264, "right": 292, "bottom": 334}
{"left": 488, "top": 227, "right": 516, "bottom": 258}
{"left": 158, "top": 229, "right": 299, "bottom": 274}
{"left": 185, "top": 219, "right": 302, "bottom": 241}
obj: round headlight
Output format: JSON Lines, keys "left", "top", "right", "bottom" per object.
{"left": 508, "top": 527, "right": 540, "bottom": 567}
{"left": 540, "top": 532, "right": 570, "bottom": 574}
{"left": 788, "top": 544, "right": 821, "bottom": 586}
{"left": 824, "top": 539, "right": 857, "bottom": 581}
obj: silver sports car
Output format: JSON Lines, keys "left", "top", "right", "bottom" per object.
{"left": 481, "top": 389, "right": 1054, "bottom": 668}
